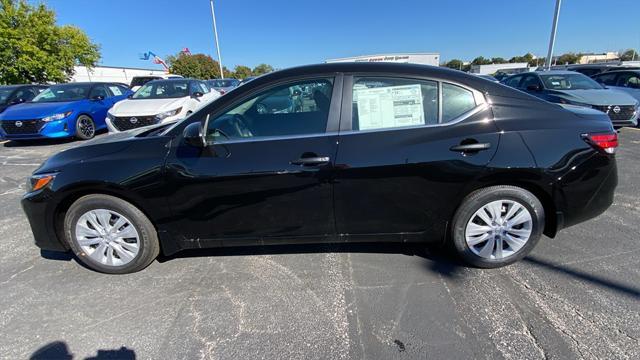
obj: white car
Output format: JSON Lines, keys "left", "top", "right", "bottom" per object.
{"left": 106, "top": 78, "right": 220, "bottom": 132}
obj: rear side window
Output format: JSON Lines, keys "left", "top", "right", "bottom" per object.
{"left": 617, "top": 73, "right": 640, "bottom": 89}
{"left": 442, "top": 83, "right": 476, "bottom": 123}
{"left": 352, "top": 77, "right": 438, "bottom": 131}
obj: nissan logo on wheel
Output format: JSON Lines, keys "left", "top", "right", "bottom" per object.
{"left": 15, "top": 121, "right": 23, "bottom": 127}
{"left": 129, "top": 117, "right": 138, "bottom": 124}
{"left": 612, "top": 106, "right": 621, "bottom": 114}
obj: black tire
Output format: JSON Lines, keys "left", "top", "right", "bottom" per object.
{"left": 64, "top": 194, "right": 159, "bottom": 274}
{"left": 75, "top": 114, "right": 96, "bottom": 140}
{"left": 451, "top": 185, "right": 544, "bottom": 268}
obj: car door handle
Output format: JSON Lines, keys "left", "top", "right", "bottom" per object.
{"left": 290, "top": 156, "right": 331, "bottom": 166}
{"left": 450, "top": 143, "right": 491, "bottom": 153}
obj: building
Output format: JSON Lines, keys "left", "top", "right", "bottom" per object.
{"left": 326, "top": 53, "right": 440, "bottom": 66}
{"left": 578, "top": 52, "right": 619, "bottom": 64}
{"left": 469, "top": 62, "right": 530, "bottom": 75}
{"left": 71, "top": 65, "right": 168, "bottom": 85}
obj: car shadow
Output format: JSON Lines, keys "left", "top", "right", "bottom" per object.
{"left": 29, "top": 341, "right": 135, "bottom": 360}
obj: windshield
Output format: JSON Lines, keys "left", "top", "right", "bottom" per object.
{"left": 209, "top": 79, "right": 237, "bottom": 87}
{"left": 130, "top": 77, "right": 161, "bottom": 87}
{"left": 540, "top": 73, "right": 604, "bottom": 90}
{"left": 132, "top": 80, "right": 189, "bottom": 99}
{"left": 31, "top": 84, "right": 91, "bottom": 103}
{"left": 0, "top": 86, "right": 19, "bottom": 104}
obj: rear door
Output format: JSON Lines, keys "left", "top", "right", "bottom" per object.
{"left": 333, "top": 75, "right": 500, "bottom": 241}
{"left": 165, "top": 75, "right": 342, "bottom": 245}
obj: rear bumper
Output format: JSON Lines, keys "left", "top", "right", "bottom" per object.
{"left": 555, "top": 154, "right": 617, "bottom": 231}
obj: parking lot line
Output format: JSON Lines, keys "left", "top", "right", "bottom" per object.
{"left": 624, "top": 127, "right": 640, "bottom": 132}
{"left": 0, "top": 140, "right": 9, "bottom": 144}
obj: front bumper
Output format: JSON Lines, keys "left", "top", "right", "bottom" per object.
{"left": 106, "top": 113, "right": 183, "bottom": 133}
{"left": 0, "top": 119, "right": 75, "bottom": 140}
{"left": 21, "top": 189, "right": 67, "bottom": 252}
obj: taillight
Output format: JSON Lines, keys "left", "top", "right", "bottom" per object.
{"left": 583, "top": 132, "right": 618, "bottom": 154}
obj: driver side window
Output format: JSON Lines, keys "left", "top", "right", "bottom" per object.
{"left": 206, "top": 78, "right": 333, "bottom": 142}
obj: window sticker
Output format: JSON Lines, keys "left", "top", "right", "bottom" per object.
{"left": 109, "top": 86, "right": 122, "bottom": 96}
{"left": 355, "top": 84, "right": 424, "bottom": 130}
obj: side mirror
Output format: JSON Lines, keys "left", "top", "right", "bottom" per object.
{"left": 10, "top": 98, "right": 25, "bottom": 105}
{"left": 192, "top": 92, "right": 203, "bottom": 98}
{"left": 91, "top": 95, "right": 105, "bottom": 101}
{"left": 526, "top": 84, "right": 541, "bottom": 91}
{"left": 183, "top": 122, "right": 205, "bottom": 147}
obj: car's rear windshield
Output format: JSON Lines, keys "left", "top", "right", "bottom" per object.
{"left": 31, "top": 84, "right": 91, "bottom": 103}
{"left": 540, "top": 73, "right": 604, "bottom": 90}
{"left": 209, "top": 79, "right": 238, "bottom": 87}
{"left": 130, "top": 77, "right": 161, "bottom": 87}
{"left": 0, "top": 86, "right": 19, "bottom": 104}
{"left": 132, "top": 80, "right": 190, "bottom": 99}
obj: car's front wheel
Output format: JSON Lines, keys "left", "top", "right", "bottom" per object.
{"left": 64, "top": 194, "right": 159, "bottom": 274}
{"left": 451, "top": 185, "right": 544, "bottom": 268}
{"left": 75, "top": 115, "right": 96, "bottom": 140}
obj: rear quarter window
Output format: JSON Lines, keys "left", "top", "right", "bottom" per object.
{"left": 442, "top": 83, "right": 477, "bottom": 123}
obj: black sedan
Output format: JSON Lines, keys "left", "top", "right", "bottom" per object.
{"left": 22, "top": 63, "right": 618, "bottom": 274}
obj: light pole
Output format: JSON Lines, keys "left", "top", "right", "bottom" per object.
{"left": 209, "top": 0, "right": 224, "bottom": 79}
{"left": 545, "top": 0, "right": 562, "bottom": 70}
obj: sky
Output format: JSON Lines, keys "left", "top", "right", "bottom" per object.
{"left": 41, "top": 0, "right": 640, "bottom": 71}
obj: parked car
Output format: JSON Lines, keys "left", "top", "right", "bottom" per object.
{"left": 106, "top": 79, "right": 220, "bottom": 132}
{"left": 592, "top": 70, "right": 640, "bottom": 102}
{"left": 561, "top": 64, "right": 640, "bottom": 77}
{"left": 0, "top": 85, "right": 48, "bottom": 114}
{"left": 501, "top": 70, "right": 639, "bottom": 128}
{"left": 129, "top": 74, "right": 183, "bottom": 92}
{"left": 0, "top": 82, "right": 132, "bottom": 141}
{"left": 206, "top": 78, "right": 240, "bottom": 95}
{"left": 22, "top": 63, "right": 618, "bottom": 274}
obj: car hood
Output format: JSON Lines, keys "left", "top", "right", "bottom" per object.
{"left": 550, "top": 89, "right": 637, "bottom": 106}
{"left": 110, "top": 97, "right": 187, "bottom": 116}
{"left": 34, "top": 123, "right": 171, "bottom": 174}
{"left": 0, "top": 101, "right": 77, "bottom": 120}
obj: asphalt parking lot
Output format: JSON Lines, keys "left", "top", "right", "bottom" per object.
{"left": 1, "top": 130, "right": 639, "bottom": 360}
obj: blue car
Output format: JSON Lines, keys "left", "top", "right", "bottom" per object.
{"left": 0, "top": 82, "right": 132, "bottom": 141}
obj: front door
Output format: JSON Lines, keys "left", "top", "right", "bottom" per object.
{"left": 333, "top": 75, "right": 500, "bottom": 241}
{"left": 165, "top": 76, "right": 341, "bottom": 246}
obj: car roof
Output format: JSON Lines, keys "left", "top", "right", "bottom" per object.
{"left": 529, "top": 70, "right": 582, "bottom": 75}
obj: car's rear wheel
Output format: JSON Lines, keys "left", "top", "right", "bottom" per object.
{"left": 64, "top": 194, "right": 159, "bottom": 274}
{"left": 451, "top": 185, "right": 544, "bottom": 268}
{"left": 75, "top": 115, "right": 95, "bottom": 140}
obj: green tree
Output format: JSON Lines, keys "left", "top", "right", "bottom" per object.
{"left": 556, "top": 52, "right": 580, "bottom": 65}
{"left": 0, "top": 0, "right": 100, "bottom": 84}
{"left": 620, "top": 49, "right": 638, "bottom": 61}
{"left": 471, "top": 56, "right": 492, "bottom": 65}
{"left": 232, "top": 65, "right": 252, "bottom": 79}
{"left": 491, "top": 57, "right": 507, "bottom": 64}
{"left": 166, "top": 53, "right": 223, "bottom": 79}
{"left": 443, "top": 59, "right": 464, "bottom": 70}
{"left": 252, "top": 63, "right": 274, "bottom": 76}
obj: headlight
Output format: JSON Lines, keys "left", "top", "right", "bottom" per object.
{"left": 27, "top": 173, "right": 56, "bottom": 192}
{"left": 41, "top": 111, "right": 72, "bottom": 122}
{"left": 155, "top": 107, "right": 182, "bottom": 120}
